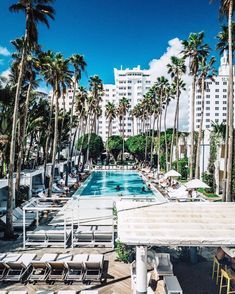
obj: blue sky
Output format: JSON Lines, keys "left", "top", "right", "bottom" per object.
{"left": 0, "top": 0, "right": 223, "bottom": 87}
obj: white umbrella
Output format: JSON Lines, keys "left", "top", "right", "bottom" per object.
{"left": 165, "top": 169, "right": 181, "bottom": 178}
{"left": 185, "top": 179, "right": 209, "bottom": 190}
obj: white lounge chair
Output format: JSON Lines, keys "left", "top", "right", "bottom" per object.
{"left": 3, "top": 253, "right": 36, "bottom": 281}
{"left": 84, "top": 254, "right": 104, "bottom": 282}
{"left": 8, "top": 291, "right": 28, "bottom": 294}
{"left": 47, "top": 253, "right": 73, "bottom": 281}
{"left": 93, "top": 226, "right": 113, "bottom": 245}
{"left": 74, "top": 226, "right": 93, "bottom": 244}
{"left": 27, "top": 253, "right": 58, "bottom": 282}
{"left": 0, "top": 253, "right": 21, "bottom": 280}
{"left": 57, "top": 291, "right": 77, "bottom": 294}
{"left": 65, "top": 254, "right": 88, "bottom": 282}
{"left": 164, "top": 275, "right": 183, "bottom": 294}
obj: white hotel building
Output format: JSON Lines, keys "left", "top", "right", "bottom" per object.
{"left": 189, "top": 50, "right": 234, "bottom": 131}
{"left": 98, "top": 65, "right": 153, "bottom": 142}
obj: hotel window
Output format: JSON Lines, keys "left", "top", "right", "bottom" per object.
{"left": 223, "top": 82, "right": 227, "bottom": 85}
{"left": 196, "top": 107, "right": 201, "bottom": 111}
{"left": 223, "top": 113, "right": 226, "bottom": 116}
{"left": 215, "top": 101, "right": 219, "bottom": 104}
{"left": 128, "top": 86, "right": 132, "bottom": 89}
{"left": 223, "top": 95, "right": 227, "bottom": 98}
{"left": 196, "top": 125, "right": 200, "bottom": 129}
{"left": 206, "top": 89, "right": 210, "bottom": 92}
{"left": 215, "top": 107, "right": 219, "bottom": 110}
{"left": 206, "top": 95, "right": 210, "bottom": 98}
{"left": 215, "top": 113, "right": 219, "bottom": 116}
{"left": 206, "top": 119, "right": 210, "bottom": 122}
{"left": 206, "top": 125, "right": 210, "bottom": 128}
{"left": 206, "top": 113, "right": 210, "bottom": 116}
{"left": 206, "top": 101, "right": 210, "bottom": 104}
{"left": 196, "top": 113, "right": 201, "bottom": 117}
{"left": 215, "top": 119, "right": 219, "bottom": 122}
{"left": 223, "top": 89, "right": 227, "bottom": 92}
{"left": 196, "top": 101, "right": 201, "bottom": 105}
{"left": 215, "top": 89, "right": 219, "bottom": 92}
{"left": 216, "top": 82, "right": 219, "bottom": 85}
{"left": 196, "top": 119, "right": 200, "bottom": 122}
{"left": 223, "top": 107, "right": 226, "bottom": 110}
{"left": 206, "top": 107, "right": 210, "bottom": 110}
{"left": 196, "top": 95, "right": 201, "bottom": 98}
{"left": 223, "top": 119, "right": 226, "bottom": 122}
{"left": 215, "top": 95, "right": 219, "bottom": 98}
{"left": 223, "top": 101, "right": 226, "bottom": 104}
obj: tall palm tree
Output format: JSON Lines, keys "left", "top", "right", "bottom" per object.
{"left": 154, "top": 77, "right": 170, "bottom": 170}
{"left": 7, "top": 0, "right": 54, "bottom": 239}
{"left": 167, "top": 56, "right": 186, "bottom": 170}
{"left": 67, "top": 54, "right": 86, "bottom": 178}
{"left": 105, "top": 102, "right": 116, "bottom": 138}
{"left": 117, "top": 97, "right": 130, "bottom": 162}
{"left": 195, "top": 56, "right": 216, "bottom": 179}
{"left": 40, "top": 52, "right": 72, "bottom": 196}
{"left": 213, "top": 1, "right": 235, "bottom": 201}
{"left": 181, "top": 32, "right": 209, "bottom": 179}
{"left": 216, "top": 24, "right": 235, "bottom": 200}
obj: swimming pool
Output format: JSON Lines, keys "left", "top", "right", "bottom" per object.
{"left": 75, "top": 171, "right": 165, "bottom": 200}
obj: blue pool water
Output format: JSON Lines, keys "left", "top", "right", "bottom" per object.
{"left": 76, "top": 171, "right": 155, "bottom": 197}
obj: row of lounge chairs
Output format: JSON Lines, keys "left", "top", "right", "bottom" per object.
{"left": 0, "top": 253, "right": 104, "bottom": 284}
{"left": 94, "top": 165, "right": 133, "bottom": 170}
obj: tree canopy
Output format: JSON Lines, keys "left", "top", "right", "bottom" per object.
{"left": 77, "top": 133, "right": 104, "bottom": 161}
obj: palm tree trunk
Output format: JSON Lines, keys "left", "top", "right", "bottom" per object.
{"left": 189, "top": 75, "right": 196, "bottom": 179}
{"left": 150, "top": 113, "right": 156, "bottom": 166}
{"left": 122, "top": 116, "right": 125, "bottom": 163}
{"left": 170, "top": 80, "right": 179, "bottom": 169}
{"left": 222, "top": 86, "right": 229, "bottom": 201}
{"left": 15, "top": 82, "right": 32, "bottom": 205}
{"left": 195, "top": 78, "right": 205, "bottom": 179}
{"left": 44, "top": 93, "right": 54, "bottom": 178}
{"left": 48, "top": 85, "right": 59, "bottom": 197}
{"left": 6, "top": 40, "right": 27, "bottom": 239}
{"left": 164, "top": 105, "right": 168, "bottom": 171}
{"left": 225, "top": 0, "right": 234, "bottom": 202}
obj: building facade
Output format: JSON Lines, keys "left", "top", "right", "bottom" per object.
{"left": 98, "top": 66, "right": 153, "bottom": 142}
{"left": 189, "top": 50, "right": 234, "bottom": 132}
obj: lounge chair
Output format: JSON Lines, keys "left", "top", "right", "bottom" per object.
{"left": 155, "top": 253, "right": 173, "bottom": 276}
{"left": 47, "top": 253, "right": 73, "bottom": 281}
{"left": 74, "top": 226, "right": 93, "bottom": 244}
{"left": 164, "top": 275, "right": 183, "bottom": 294}
{"left": 93, "top": 226, "right": 113, "bottom": 245}
{"left": 80, "top": 291, "right": 99, "bottom": 294}
{"left": 0, "top": 214, "right": 33, "bottom": 229}
{"left": 84, "top": 254, "right": 104, "bottom": 282}
{"left": 3, "top": 253, "right": 36, "bottom": 282}
{"left": 27, "top": 253, "right": 58, "bottom": 282}
{"left": 0, "top": 253, "right": 21, "bottom": 280}
{"left": 0, "top": 291, "right": 7, "bottom": 294}
{"left": 65, "top": 254, "right": 88, "bottom": 282}
{"left": 13, "top": 207, "right": 36, "bottom": 220}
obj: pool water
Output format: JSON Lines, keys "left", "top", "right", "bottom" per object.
{"left": 77, "top": 171, "right": 155, "bottom": 197}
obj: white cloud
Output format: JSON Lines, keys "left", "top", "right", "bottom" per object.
{"left": 148, "top": 37, "right": 192, "bottom": 132}
{"left": 0, "top": 46, "right": 10, "bottom": 57}
{"left": 1, "top": 68, "right": 11, "bottom": 79}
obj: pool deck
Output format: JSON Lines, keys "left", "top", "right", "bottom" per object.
{"left": 0, "top": 238, "right": 218, "bottom": 293}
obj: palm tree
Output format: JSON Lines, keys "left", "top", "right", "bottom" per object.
{"left": 213, "top": 1, "right": 235, "bottom": 201}
{"left": 195, "top": 56, "right": 216, "bottom": 179}
{"left": 154, "top": 77, "right": 170, "bottom": 170}
{"left": 85, "top": 76, "right": 103, "bottom": 166}
{"left": 167, "top": 56, "right": 186, "bottom": 170}
{"left": 7, "top": 0, "right": 54, "bottom": 239}
{"left": 117, "top": 97, "right": 130, "bottom": 163}
{"left": 67, "top": 54, "right": 86, "bottom": 178}
{"left": 39, "top": 52, "right": 72, "bottom": 196}
{"left": 216, "top": 25, "right": 235, "bottom": 201}
{"left": 181, "top": 32, "right": 209, "bottom": 179}
{"left": 105, "top": 102, "right": 116, "bottom": 138}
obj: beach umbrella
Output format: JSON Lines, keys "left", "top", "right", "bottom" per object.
{"left": 165, "top": 169, "right": 181, "bottom": 178}
{"left": 185, "top": 179, "right": 209, "bottom": 190}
